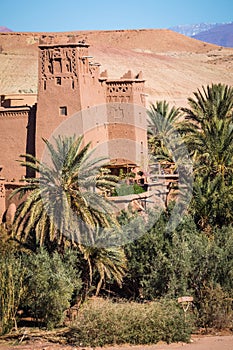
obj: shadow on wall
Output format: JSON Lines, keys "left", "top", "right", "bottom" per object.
{"left": 26, "top": 104, "right": 37, "bottom": 178}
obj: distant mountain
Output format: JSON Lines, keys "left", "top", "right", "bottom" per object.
{"left": 192, "top": 22, "right": 233, "bottom": 47}
{"left": 170, "top": 23, "right": 221, "bottom": 37}
{"left": 170, "top": 22, "right": 233, "bottom": 48}
{"left": 0, "top": 26, "right": 13, "bottom": 32}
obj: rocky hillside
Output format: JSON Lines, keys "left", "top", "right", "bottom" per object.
{"left": 0, "top": 29, "right": 233, "bottom": 107}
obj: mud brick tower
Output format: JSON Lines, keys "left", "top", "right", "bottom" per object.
{"left": 36, "top": 35, "right": 147, "bottom": 168}
{"left": 0, "top": 34, "right": 148, "bottom": 221}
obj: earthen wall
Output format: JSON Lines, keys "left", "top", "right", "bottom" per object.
{"left": 0, "top": 35, "right": 148, "bottom": 221}
{"left": 0, "top": 108, "right": 30, "bottom": 181}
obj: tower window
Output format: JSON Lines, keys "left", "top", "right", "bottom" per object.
{"left": 56, "top": 77, "right": 62, "bottom": 85}
{"left": 59, "top": 106, "right": 67, "bottom": 116}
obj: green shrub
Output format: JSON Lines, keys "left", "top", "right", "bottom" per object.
{"left": 123, "top": 215, "right": 233, "bottom": 333}
{"left": 124, "top": 214, "right": 196, "bottom": 300}
{"left": 113, "top": 182, "right": 145, "bottom": 196}
{"left": 195, "top": 283, "right": 233, "bottom": 330}
{"left": 22, "top": 248, "right": 82, "bottom": 329}
{"left": 0, "top": 252, "right": 26, "bottom": 334}
{"left": 66, "top": 298, "right": 193, "bottom": 346}
{"left": 213, "top": 226, "right": 233, "bottom": 293}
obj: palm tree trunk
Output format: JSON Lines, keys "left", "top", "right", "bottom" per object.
{"left": 95, "top": 276, "right": 104, "bottom": 296}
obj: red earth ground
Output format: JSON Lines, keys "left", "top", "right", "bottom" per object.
{"left": 1, "top": 29, "right": 233, "bottom": 107}
{"left": 0, "top": 334, "right": 233, "bottom": 350}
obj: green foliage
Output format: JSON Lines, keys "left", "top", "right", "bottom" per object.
{"left": 79, "top": 236, "right": 127, "bottom": 297}
{"left": 124, "top": 214, "right": 195, "bottom": 300}
{"left": 181, "top": 83, "right": 233, "bottom": 229}
{"left": 113, "top": 182, "right": 145, "bottom": 196}
{"left": 66, "top": 298, "right": 192, "bottom": 346}
{"left": 0, "top": 252, "right": 26, "bottom": 334}
{"left": 22, "top": 248, "right": 82, "bottom": 329}
{"left": 124, "top": 214, "right": 233, "bottom": 330}
{"left": 190, "top": 225, "right": 233, "bottom": 329}
{"left": 147, "top": 100, "right": 182, "bottom": 165}
{"left": 195, "top": 283, "right": 233, "bottom": 330}
{"left": 0, "top": 225, "right": 21, "bottom": 253}
{"left": 213, "top": 226, "right": 233, "bottom": 293}
{"left": 11, "top": 135, "right": 118, "bottom": 250}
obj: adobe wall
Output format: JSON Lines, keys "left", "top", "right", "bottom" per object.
{"left": 0, "top": 107, "right": 31, "bottom": 181}
{"left": 106, "top": 74, "right": 145, "bottom": 105}
{"left": 0, "top": 34, "right": 149, "bottom": 222}
{"left": 0, "top": 182, "right": 5, "bottom": 222}
{"left": 0, "top": 181, "right": 28, "bottom": 223}
{"left": 36, "top": 36, "right": 108, "bottom": 160}
{"left": 0, "top": 94, "right": 37, "bottom": 107}
{"left": 36, "top": 36, "right": 147, "bottom": 168}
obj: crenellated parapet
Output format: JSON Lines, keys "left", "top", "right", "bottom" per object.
{"left": 0, "top": 107, "right": 30, "bottom": 118}
{"left": 106, "top": 81, "right": 132, "bottom": 103}
{"left": 39, "top": 34, "right": 88, "bottom": 46}
{"left": 106, "top": 70, "right": 145, "bottom": 105}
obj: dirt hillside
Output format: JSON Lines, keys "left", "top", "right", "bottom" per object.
{"left": 0, "top": 29, "right": 233, "bottom": 107}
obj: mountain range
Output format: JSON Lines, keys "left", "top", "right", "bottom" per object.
{"left": 0, "top": 26, "right": 12, "bottom": 32}
{"left": 170, "top": 22, "right": 233, "bottom": 47}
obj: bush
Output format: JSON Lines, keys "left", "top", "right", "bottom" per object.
{"left": 124, "top": 213, "right": 196, "bottom": 300}
{"left": 66, "top": 298, "right": 193, "bottom": 347}
{"left": 195, "top": 283, "right": 233, "bottom": 330}
{"left": 0, "top": 252, "right": 26, "bottom": 334}
{"left": 22, "top": 248, "right": 82, "bottom": 329}
{"left": 113, "top": 182, "right": 145, "bottom": 196}
{"left": 123, "top": 215, "right": 233, "bottom": 333}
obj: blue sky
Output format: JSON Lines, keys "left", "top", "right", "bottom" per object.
{"left": 1, "top": 0, "right": 233, "bottom": 32}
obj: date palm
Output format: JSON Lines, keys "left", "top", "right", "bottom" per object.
{"left": 181, "top": 83, "right": 233, "bottom": 228}
{"left": 181, "top": 83, "right": 233, "bottom": 178}
{"left": 81, "top": 232, "right": 127, "bottom": 296}
{"left": 11, "top": 135, "right": 119, "bottom": 250}
{"left": 147, "top": 100, "right": 183, "bottom": 169}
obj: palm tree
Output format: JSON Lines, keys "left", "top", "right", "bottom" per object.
{"left": 190, "top": 175, "right": 233, "bottom": 232}
{"left": 81, "top": 232, "right": 127, "bottom": 296}
{"left": 147, "top": 100, "right": 183, "bottom": 171}
{"left": 181, "top": 83, "right": 233, "bottom": 178}
{"left": 11, "top": 135, "right": 119, "bottom": 250}
{"left": 181, "top": 83, "right": 233, "bottom": 229}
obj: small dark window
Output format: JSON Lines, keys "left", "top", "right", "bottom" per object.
{"left": 59, "top": 106, "right": 67, "bottom": 116}
{"left": 56, "top": 77, "right": 62, "bottom": 85}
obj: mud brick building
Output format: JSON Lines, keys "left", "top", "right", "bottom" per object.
{"left": 0, "top": 35, "right": 148, "bottom": 220}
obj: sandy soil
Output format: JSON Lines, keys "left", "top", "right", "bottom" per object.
{"left": 0, "top": 335, "right": 233, "bottom": 350}
{"left": 1, "top": 29, "right": 233, "bottom": 107}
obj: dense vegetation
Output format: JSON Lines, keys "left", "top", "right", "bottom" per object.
{"left": 0, "top": 83, "right": 233, "bottom": 345}
{"left": 66, "top": 298, "right": 191, "bottom": 346}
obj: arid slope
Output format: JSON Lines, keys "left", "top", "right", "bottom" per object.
{"left": 0, "top": 29, "right": 233, "bottom": 107}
